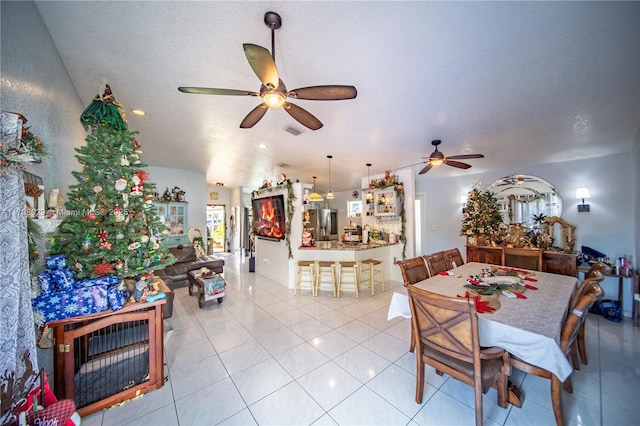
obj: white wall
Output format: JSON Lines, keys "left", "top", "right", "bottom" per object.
{"left": 1, "top": 1, "right": 86, "bottom": 196}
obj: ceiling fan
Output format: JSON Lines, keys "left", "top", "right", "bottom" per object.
{"left": 178, "top": 11, "right": 357, "bottom": 130}
{"left": 417, "top": 140, "right": 484, "bottom": 175}
{"left": 495, "top": 175, "right": 538, "bottom": 186}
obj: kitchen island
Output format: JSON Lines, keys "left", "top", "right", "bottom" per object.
{"left": 296, "top": 241, "right": 403, "bottom": 282}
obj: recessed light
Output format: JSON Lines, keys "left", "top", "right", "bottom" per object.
{"left": 258, "top": 143, "right": 267, "bottom": 149}
{"left": 131, "top": 109, "right": 146, "bottom": 116}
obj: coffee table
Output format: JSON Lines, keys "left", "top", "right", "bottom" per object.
{"left": 188, "top": 271, "right": 225, "bottom": 308}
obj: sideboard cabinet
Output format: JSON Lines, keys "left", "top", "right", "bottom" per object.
{"left": 466, "top": 245, "right": 577, "bottom": 276}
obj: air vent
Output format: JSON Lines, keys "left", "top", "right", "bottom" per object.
{"left": 277, "top": 162, "right": 289, "bottom": 168}
{"left": 284, "top": 126, "right": 302, "bottom": 136}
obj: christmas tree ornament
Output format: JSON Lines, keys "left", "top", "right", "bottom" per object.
{"left": 140, "top": 235, "right": 150, "bottom": 244}
{"left": 115, "top": 233, "right": 124, "bottom": 240}
{"left": 130, "top": 174, "right": 143, "bottom": 195}
{"left": 92, "top": 259, "right": 115, "bottom": 276}
{"left": 114, "top": 204, "right": 125, "bottom": 222}
{"left": 120, "top": 154, "right": 129, "bottom": 166}
{"left": 115, "top": 176, "right": 127, "bottom": 191}
{"left": 93, "top": 185, "right": 103, "bottom": 193}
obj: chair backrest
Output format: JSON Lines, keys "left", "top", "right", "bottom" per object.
{"left": 502, "top": 247, "right": 542, "bottom": 271}
{"left": 396, "top": 257, "right": 429, "bottom": 285}
{"left": 406, "top": 285, "right": 478, "bottom": 365}
{"left": 444, "top": 248, "right": 465, "bottom": 269}
{"left": 560, "top": 282, "right": 604, "bottom": 353}
{"left": 570, "top": 270, "right": 605, "bottom": 310}
{"left": 423, "top": 251, "right": 449, "bottom": 277}
{"left": 586, "top": 261, "right": 611, "bottom": 277}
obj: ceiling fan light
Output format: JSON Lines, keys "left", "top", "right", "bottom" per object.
{"left": 430, "top": 158, "right": 444, "bottom": 166}
{"left": 263, "top": 92, "right": 285, "bottom": 108}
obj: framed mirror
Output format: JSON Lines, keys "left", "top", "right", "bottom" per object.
{"left": 486, "top": 174, "right": 562, "bottom": 230}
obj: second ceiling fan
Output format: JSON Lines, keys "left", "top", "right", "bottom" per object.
{"left": 178, "top": 11, "right": 357, "bottom": 130}
{"left": 418, "top": 140, "right": 485, "bottom": 174}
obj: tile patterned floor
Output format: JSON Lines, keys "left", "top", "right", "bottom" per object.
{"left": 81, "top": 253, "right": 640, "bottom": 425}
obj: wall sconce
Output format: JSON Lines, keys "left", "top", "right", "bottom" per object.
{"left": 576, "top": 187, "right": 591, "bottom": 212}
{"left": 460, "top": 195, "right": 468, "bottom": 213}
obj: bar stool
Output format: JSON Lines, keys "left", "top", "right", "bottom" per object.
{"left": 316, "top": 261, "right": 337, "bottom": 297}
{"left": 337, "top": 261, "right": 359, "bottom": 298}
{"left": 295, "top": 260, "right": 316, "bottom": 296}
{"left": 359, "top": 259, "right": 385, "bottom": 295}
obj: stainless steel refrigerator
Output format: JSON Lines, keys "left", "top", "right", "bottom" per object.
{"left": 306, "top": 208, "right": 338, "bottom": 241}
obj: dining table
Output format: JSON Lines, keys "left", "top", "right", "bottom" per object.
{"left": 389, "top": 261, "right": 579, "bottom": 393}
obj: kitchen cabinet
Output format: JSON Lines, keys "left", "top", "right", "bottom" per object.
{"left": 154, "top": 202, "right": 188, "bottom": 247}
{"left": 374, "top": 189, "right": 398, "bottom": 216}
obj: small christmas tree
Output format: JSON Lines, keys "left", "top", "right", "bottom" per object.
{"left": 460, "top": 188, "right": 503, "bottom": 244}
{"left": 50, "top": 85, "right": 174, "bottom": 279}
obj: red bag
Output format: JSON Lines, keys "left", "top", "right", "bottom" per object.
{"left": 10, "top": 369, "right": 79, "bottom": 426}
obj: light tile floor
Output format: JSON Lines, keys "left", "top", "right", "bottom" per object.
{"left": 81, "top": 253, "right": 640, "bottom": 425}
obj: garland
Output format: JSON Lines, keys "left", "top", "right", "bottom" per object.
{"left": 0, "top": 123, "right": 47, "bottom": 173}
{"left": 251, "top": 180, "right": 295, "bottom": 259}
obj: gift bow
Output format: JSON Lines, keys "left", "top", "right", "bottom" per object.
{"left": 457, "top": 291, "right": 496, "bottom": 313}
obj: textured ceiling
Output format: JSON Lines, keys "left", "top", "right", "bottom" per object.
{"left": 35, "top": 1, "right": 639, "bottom": 192}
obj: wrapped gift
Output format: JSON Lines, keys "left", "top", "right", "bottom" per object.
{"left": 75, "top": 275, "right": 121, "bottom": 289}
{"left": 38, "top": 270, "right": 55, "bottom": 294}
{"left": 107, "top": 286, "right": 128, "bottom": 311}
{"left": 51, "top": 267, "right": 76, "bottom": 291}
{"left": 45, "top": 254, "right": 68, "bottom": 270}
{"left": 33, "top": 285, "right": 109, "bottom": 323}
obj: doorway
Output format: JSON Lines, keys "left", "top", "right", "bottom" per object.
{"left": 206, "top": 204, "right": 226, "bottom": 254}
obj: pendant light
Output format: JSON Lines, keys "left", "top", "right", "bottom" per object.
{"left": 366, "top": 163, "right": 374, "bottom": 200}
{"left": 309, "top": 176, "right": 324, "bottom": 202}
{"left": 326, "top": 155, "right": 334, "bottom": 200}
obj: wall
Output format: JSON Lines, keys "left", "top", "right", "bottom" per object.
{"left": 1, "top": 1, "right": 86, "bottom": 196}
{"left": 416, "top": 153, "right": 638, "bottom": 314}
{"left": 146, "top": 166, "right": 207, "bottom": 248}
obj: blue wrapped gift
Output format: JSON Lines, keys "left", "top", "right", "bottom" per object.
{"left": 32, "top": 285, "right": 110, "bottom": 323}
{"left": 37, "top": 270, "right": 54, "bottom": 295}
{"left": 45, "top": 254, "right": 67, "bottom": 270}
{"left": 75, "top": 275, "right": 121, "bottom": 289}
{"left": 51, "top": 267, "right": 76, "bottom": 291}
{"left": 107, "top": 286, "right": 129, "bottom": 311}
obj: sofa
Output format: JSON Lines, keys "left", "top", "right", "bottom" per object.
{"left": 155, "top": 246, "right": 225, "bottom": 318}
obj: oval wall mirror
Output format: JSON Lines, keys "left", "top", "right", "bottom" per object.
{"left": 486, "top": 174, "right": 562, "bottom": 229}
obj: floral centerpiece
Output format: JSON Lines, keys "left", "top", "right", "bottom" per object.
{"left": 460, "top": 188, "right": 503, "bottom": 246}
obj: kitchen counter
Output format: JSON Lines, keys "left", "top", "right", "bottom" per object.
{"left": 300, "top": 241, "right": 399, "bottom": 251}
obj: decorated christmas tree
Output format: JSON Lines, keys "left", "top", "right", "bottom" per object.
{"left": 460, "top": 188, "right": 503, "bottom": 244}
{"left": 50, "top": 85, "right": 174, "bottom": 279}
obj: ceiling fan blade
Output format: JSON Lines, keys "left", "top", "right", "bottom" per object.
{"left": 240, "top": 104, "right": 269, "bottom": 128}
{"left": 393, "top": 162, "right": 426, "bottom": 171}
{"left": 243, "top": 43, "right": 279, "bottom": 89}
{"left": 444, "top": 159, "right": 472, "bottom": 169}
{"left": 288, "top": 85, "right": 357, "bottom": 100}
{"left": 446, "top": 154, "right": 485, "bottom": 160}
{"left": 178, "top": 87, "right": 259, "bottom": 96}
{"left": 419, "top": 163, "right": 433, "bottom": 175}
{"left": 283, "top": 102, "right": 323, "bottom": 130}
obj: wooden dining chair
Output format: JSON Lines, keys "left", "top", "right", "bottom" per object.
{"left": 444, "top": 248, "right": 465, "bottom": 269}
{"left": 423, "top": 251, "right": 449, "bottom": 277}
{"left": 510, "top": 282, "right": 604, "bottom": 426}
{"left": 396, "top": 257, "right": 430, "bottom": 352}
{"left": 407, "top": 285, "right": 510, "bottom": 426}
{"left": 570, "top": 265, "right": 607, "bottom": 367}
{"left": 502, "top": 247, "right": 542, "bottom": 271}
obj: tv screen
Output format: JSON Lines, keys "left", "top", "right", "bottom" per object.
{"left": 252, "top": 194, "right": 286, "bottom": 241}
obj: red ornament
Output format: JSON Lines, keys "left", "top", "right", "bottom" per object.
{"left": 136, "top": 170, "right": 149, "bottom": 183}
{"left": 92, "top": 260, "right": 114, "bottom": 276}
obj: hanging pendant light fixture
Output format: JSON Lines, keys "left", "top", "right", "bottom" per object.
{"left": 309, "top": 176, "right": 324, "bottom": 202}
{"left": 326, "top": 155, "right": 334, "bottom": 200}
{"left": 366, "top": 163, "right": 374, "bottom": 200}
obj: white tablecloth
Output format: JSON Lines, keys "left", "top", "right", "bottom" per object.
{"left": 388, "top": 262, "right": 578, "bottom": 380}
